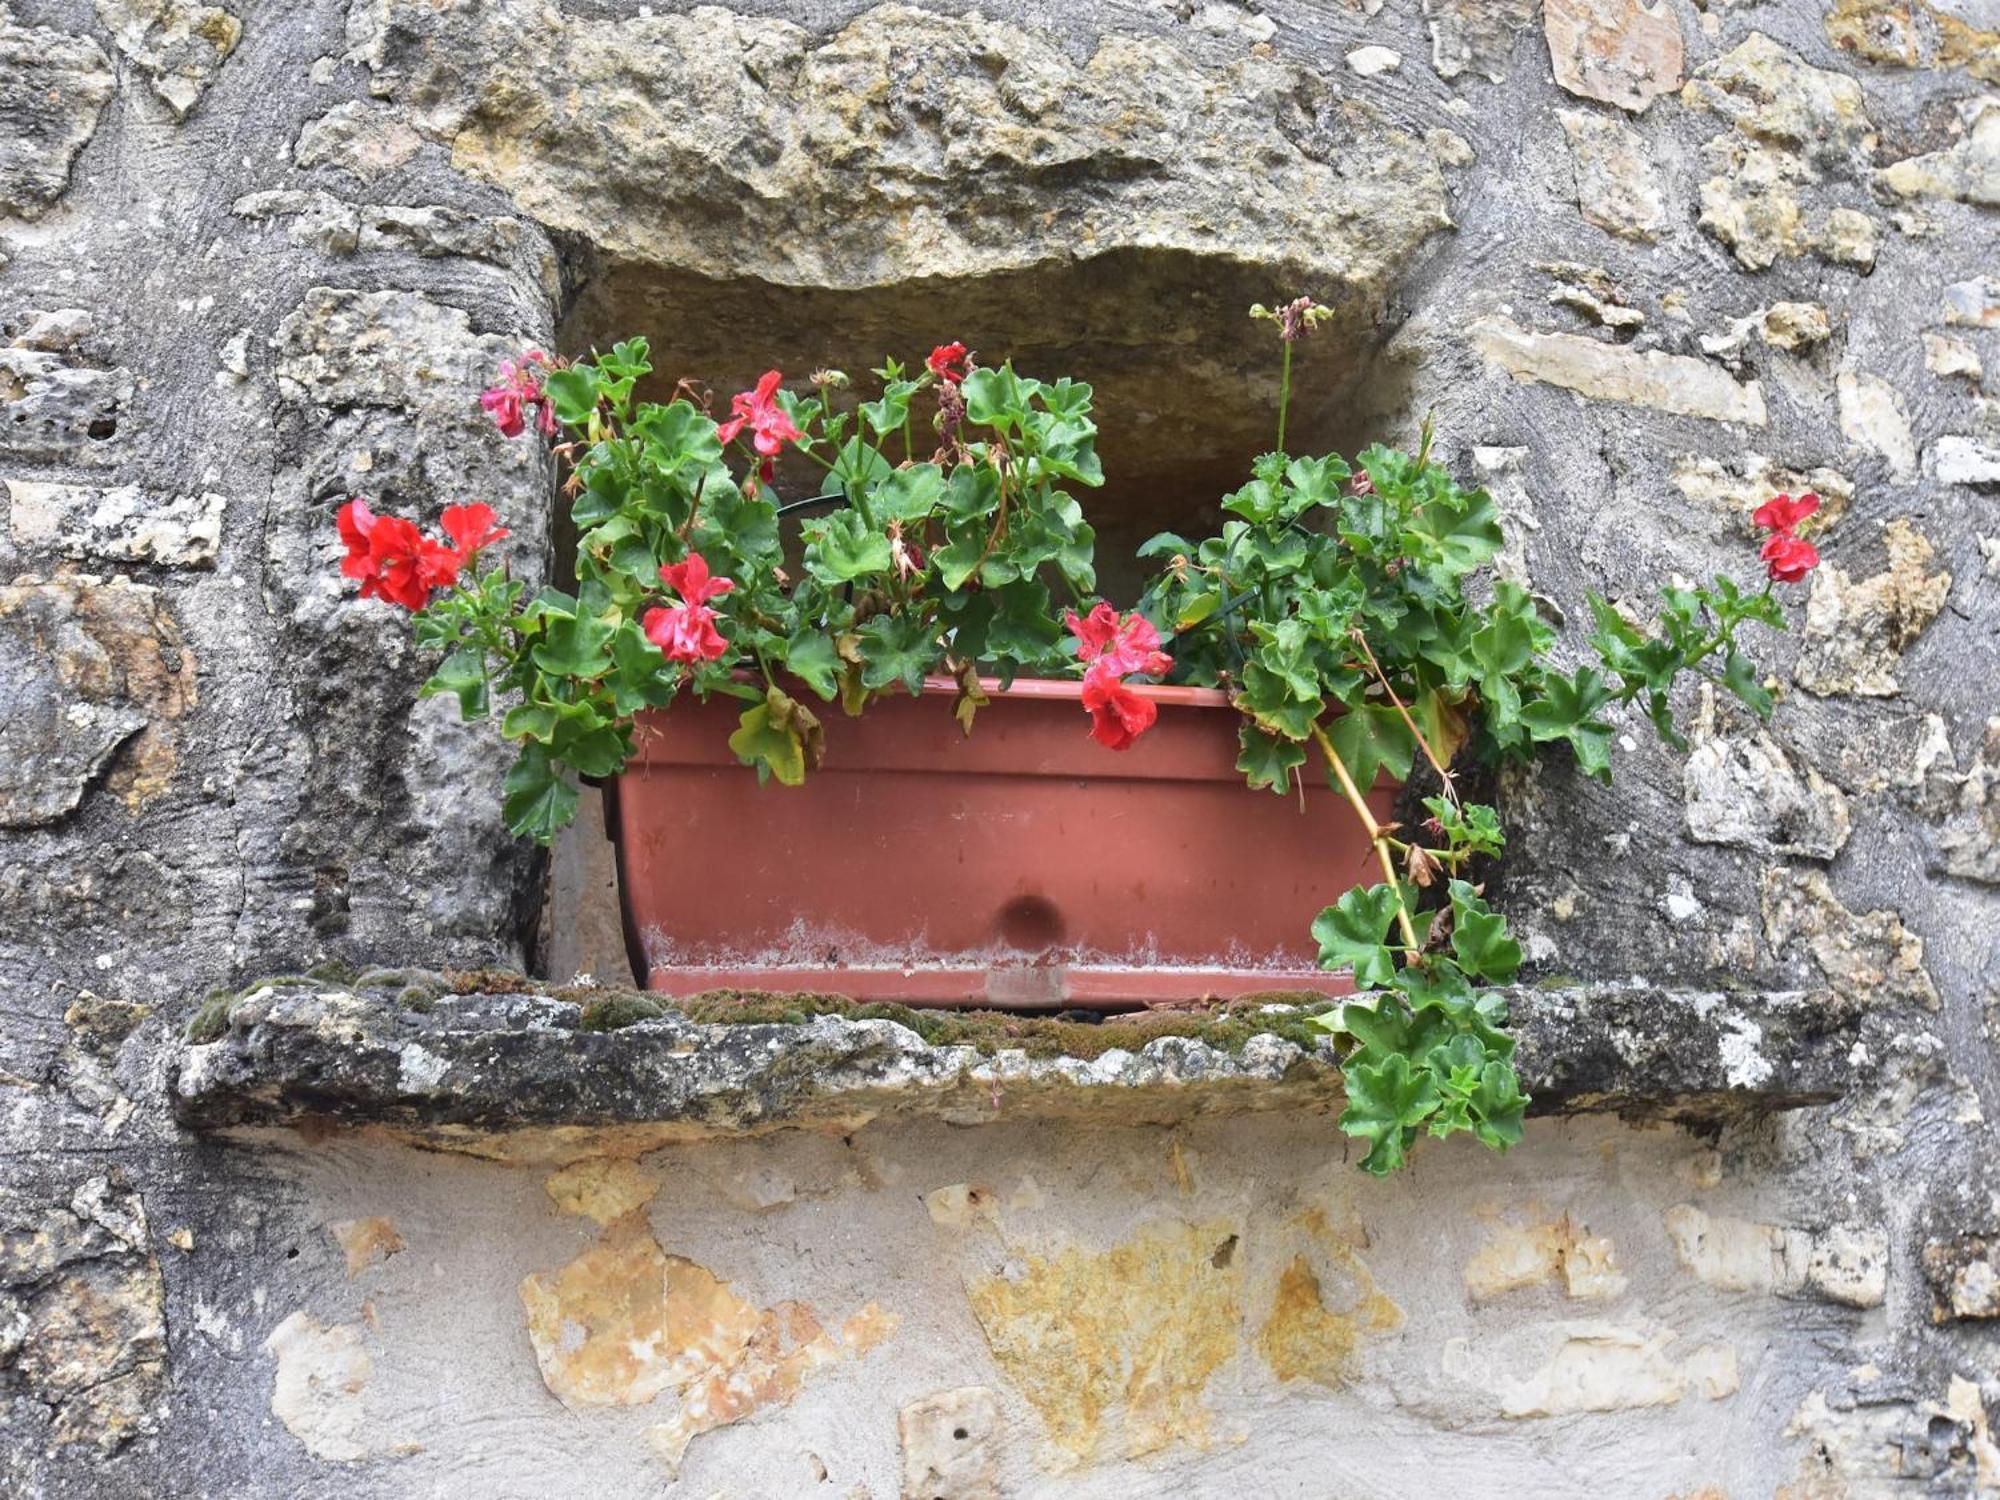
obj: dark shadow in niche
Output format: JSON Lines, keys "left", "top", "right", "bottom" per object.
{"left": 552, "top": 243, "right": 1418, "bottom": 595}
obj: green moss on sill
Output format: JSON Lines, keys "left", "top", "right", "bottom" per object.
{"left": 193, "top": 969, "right": 1336, "bottom": 1063}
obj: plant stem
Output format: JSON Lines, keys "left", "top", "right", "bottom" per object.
{"left": 1276, "top": 340, "right": 1293, "bottom": 454}
{"left": 1350, "top": 627, "right": 1458, "bottom": 806}
{"left": 1310, "top": 720, "right": 1422, "bottom": 956}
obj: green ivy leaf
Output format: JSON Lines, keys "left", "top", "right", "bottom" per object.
{"left": 784, "top": 631, "right": 842, "bottom": 701}
{"left": 727, "top": 701, "right": 806, "bottom": 786}
{"left": 1325, "top": 704, "right": 1417, "bottom": 795}
{"left": 541, "top": 368, "right": 596, "bottom": 426}
{"left": 1447, "top": 879, "right": 1522, "bottom": 983}
{"left": 530, "top": 608, "right": 618, "bottom": 679}
{"left": 420, "top": 644, "right": 488, "bottom": 721}
{"left": 502, "top": 744, "right": 579, "bottom": 843}
{"left": 1237, "top": 722, "right": 1307, "bottom": 794}
{"left": 604, "top": 622, "right": 676, "bottom": 715}
{"left": 961, "top": 365, "right": 1030, "bottom": 429}
{"left": 871, "top": 463, "right": 945, "bottom": 523}
{"left": 856, "top": 612, "right": 939, "bottom": 695}
{"left": 1310, "top": 883, "right": 1403, "bottom": 987}
{"left": 804, "top": 510, "right": 894, "bottom": 584}
{"left": 1339, "top": 1051, "right": 1440, "bottom": 1176}
{"left": 1720, "top": 647, "right": 1774, "bottom": 720}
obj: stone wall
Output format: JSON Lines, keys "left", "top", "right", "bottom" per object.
{"left": 0, "top": 0, "right": 1995, "bottom": 1494}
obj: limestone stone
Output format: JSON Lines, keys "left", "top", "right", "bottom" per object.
{"left": 1794, "top": 519, "right": 1950, "bottom": 697}
{"left": 1463, "top": 1216, "right": 1628, "bottom": 1301}
{"left": 0, "top": 1175, "right": 167, "bottom": 1452}
{"left": 94, "top": 0, "right": 241, "bottom": 121}
{"left": 898, "top": 1386, "right": 1002, "bottom": 1500}
{"left": 1684, "top": 34, "right": 1878, "bottom": 158}
{"left": 1880, "top": 99, "right": 2000, "bottom": 209}
{"left": 542, "top": 1157, "right": 660, "bottom": 1225}
{"left": 170, "top": 981, "right": 1865, "bottom": 1141}
{"left": 1761, "top": 866, "right": 1941, "bottom": 1011}
{"left": 273, "top": 288, "right": 507, "bottom": 412}
{"left": 1762, "top": 302, "right": 1832, "bottom": 350}
{"left": 1683, "top": 35, "right": 1880, "bottom": 270}
{"left": 1825, "top": 0, "right": 2000, "bottom": 84}
{"left": 263, "top": 1312, "right": 374, "bottom": 1462}
{"left": 1255, "top": 1245, "right": 1401, "bottom": 1387}
{"left": 1470, "top": 316, "right": 1766, "bottom": 425}
{"left": 1922, "top": 332, "right": 1982, "bottom": 383}
{"left": 0, "top": 577, "right": 196, "bottom": 827}
{"left": 968, "top": 1219, "right": 1241, "bottom": 1465}
{"left": 0, "top": 11, "right": 114, "bottom": 219}
{"left": 1922, "top": 1236, "right": 2000, "bottom": 1320}
{"left": 1933, "top": 718, "right": 2000, "bottom": 885}
{"left": 1943, "top": 277, "right": 2000, "bottom": 328}
{"left": 520, "top": 1214, "right": 892, "bottom": 1474}
{"left": 361, "top": 1, "right": 1449, "bottom": 300}
{"left": 1824, "top": 0, "right": 1919, "bottom": 65}
{"left": 1543, "top": 0, "right": 1684, "bottom": 114}
{"left": 1669, "top": 453, "right": 1853, "bottom": 532}
{"left": 6, "top": 480, "right": 226, "bottom": 567}
{"left": 645, "top": 1300, "right": 895, "bottom": 1477}
{"left": 1345, "top": 45, "right": 1402, "bottom": 77}
{"left": 1664, "top": 1204, "right": 1887, "bottom": 1307}
{"left": 1928, "top": 436, "right": 2000, "bottom": 487}
{"left": 1837, "top": 370, "right": 1918, "bottom": 477}
{"left": 1455, "top": 1324, "right": 1738, "bottom": 1418}
{"left": 1423, "top": 0, "right": 1536, "bottom": 83}
{"left": 327, "top": 1217, "right": 403, "bottom": 1277}
{"left": 1558, "top": 111, "right": 1666, "bottom": 241}
{"left": 294, "top": 100, "right": 422, "bottom": 182}
{"left": 0, "top": 314, "right": 134, "bottom": 466}
{"left": 1543, "top": 262, "right": 1647, "bottom": 329}
{"left": 1684, "top": 716, "right": 1851, "bottom": 861}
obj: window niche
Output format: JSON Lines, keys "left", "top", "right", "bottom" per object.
{"left": 535, "top": 246, "right": 1417, "bottom": 988}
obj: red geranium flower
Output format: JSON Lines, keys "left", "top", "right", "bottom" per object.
{"left": 644, "top": 552, "right": 736, "bottom": 664}
{"left": 1752, "top": 492, "right": 1820, "bottom": 535}
{"left": 440, "top": 503, "right": 510, "bottom": 558}
{"left": 480, "top": 352, "right": 556, "bottom": 439}
{"left": 1761, "top": 532, "right": 1820, "bottom": 585}
{"left": 1066, "top": 602, "right": 1171, "bottom": 678}
{"left": 1080, "top": 661, "right": 1158, "bottom": 751}
{"left": 927, "top": 342, "right": 968, "bottom": 385}
{"left": 336, "top": 497, "right": 469, "bottom": 612}
{"left": 716, "top": 370, "right": 803, "bottom": 458}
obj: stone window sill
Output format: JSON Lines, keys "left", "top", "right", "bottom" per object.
{"left": 169, "top": 979, "right": 1859, "bottom": 1144}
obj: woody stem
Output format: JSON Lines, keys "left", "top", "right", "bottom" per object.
{"left": 1310, "top": 720, "right": 1422, "bottom": 957}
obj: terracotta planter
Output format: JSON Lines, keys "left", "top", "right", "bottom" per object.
{"left": 609, "top": 677, "right": 1398, "bottom": 1009}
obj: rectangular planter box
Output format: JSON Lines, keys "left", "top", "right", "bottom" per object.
{"left": 610, "top": 677, "right": 1397, "bottom": 1009}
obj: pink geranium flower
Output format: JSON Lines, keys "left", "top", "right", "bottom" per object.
{"left": 643, "top": 552, "right": 736, "bottom": 664}
{"left": 716, "top": 371, "right": 803, "bottom": 458}
{"left": 480, "top": 351, "right": 556, "bottom": 439}
{"left": 1066, "top": 602, "right": 1171, "bottom": 678}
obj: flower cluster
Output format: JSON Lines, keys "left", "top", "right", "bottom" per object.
{"left": 643, "top": 553, "right": 735, "bottom": 664}
{"left": 1752, "top": 492, "right": 1821, "bottom": 585}
{"left": 336, "top": 499, "right": 508, "bottom": 611}
{"left": 479, "top": 352, "right": 557, "bottom": 439}
{"left": 1066, "top": 602, "right": 1172, "bottom": 751}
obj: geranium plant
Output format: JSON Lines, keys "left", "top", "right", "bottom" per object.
{"left": 334, "top": 301, "right": 1819, "bottom": 1175}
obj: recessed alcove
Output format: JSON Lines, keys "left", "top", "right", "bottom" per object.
{"left": 553, "top": 246, "right": 1414, "bottom": 595}
{"left": 538, "top": 248, "right": 1419, "bottom": 988}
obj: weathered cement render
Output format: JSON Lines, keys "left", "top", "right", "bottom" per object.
{"left": 1, "top": 0, "right": 1997, "bottom": 1494}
